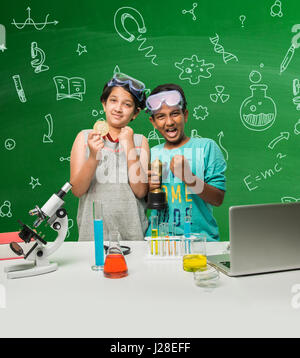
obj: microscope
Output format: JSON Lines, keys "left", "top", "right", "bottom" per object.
{"left": 30, "top": 42, "right": 49, "bottom": 73}
{"left": 5, "top": 182, "right": 72, "bottom": 279}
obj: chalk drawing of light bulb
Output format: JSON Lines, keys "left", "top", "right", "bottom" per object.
{"left": 240, "top": 70, "right": 277, "bottom": 131}
{"left": 113, "top": 7, "right": 158, "bottom": 65}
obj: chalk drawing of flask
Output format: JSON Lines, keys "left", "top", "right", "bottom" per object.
{"left": 240, "top": 84, "right": 277, "bottom": 131}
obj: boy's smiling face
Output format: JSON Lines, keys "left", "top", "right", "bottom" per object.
{"left": 150, "top": 103, "right": 189, "bottom": 149}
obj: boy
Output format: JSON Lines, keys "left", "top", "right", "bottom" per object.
{"left": 146, "top": 84, "right": 226, "bottom": 241}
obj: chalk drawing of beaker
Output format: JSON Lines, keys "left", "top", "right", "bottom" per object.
{"left": 240, "top": 83, "right": 277, "bottom": 131}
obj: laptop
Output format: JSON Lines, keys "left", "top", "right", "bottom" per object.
{"left": 207, "top": 202, "right": 300, "bottom": 276}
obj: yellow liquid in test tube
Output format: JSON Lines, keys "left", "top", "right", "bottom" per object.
{"left": 151, "top": 229, "right": 158, "bottom": 255}
{"left": 183, "top": 254, "right": 207, "bottom": 272}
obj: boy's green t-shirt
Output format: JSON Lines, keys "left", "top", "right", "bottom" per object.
{"left": 146, "top": 137, "right": 226, "bottom": 241}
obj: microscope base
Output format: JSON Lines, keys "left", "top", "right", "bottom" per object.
{"left": 5, "top": 262, "right": 58, "bottom": 279}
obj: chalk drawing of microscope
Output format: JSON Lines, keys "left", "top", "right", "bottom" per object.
{"left": 114, "top": 7, "right": 158, "bottom": 66}
{"left": 31, "top": 42, "right": 49, "bottom": 73}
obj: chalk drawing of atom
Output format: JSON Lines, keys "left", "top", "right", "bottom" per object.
{"left": 175, "top": 54, "right": 215, "bottom": 85}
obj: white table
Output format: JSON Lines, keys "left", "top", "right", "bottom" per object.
{"left": 1, "top": 241, "right": 300, "bottom": 338}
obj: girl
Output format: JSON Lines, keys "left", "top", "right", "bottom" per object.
{"left": 70, "top": 73, "right": 149, "bottom": 241}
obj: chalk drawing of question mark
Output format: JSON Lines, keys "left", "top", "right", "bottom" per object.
{"left": 239, "top": 15, "right": 246, "bottom": 28}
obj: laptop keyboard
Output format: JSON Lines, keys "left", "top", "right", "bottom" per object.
{"left": 220, "top": 261, "right": 231, "bottom": 269}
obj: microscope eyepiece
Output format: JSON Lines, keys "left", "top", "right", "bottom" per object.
{"left": 56, "top": 182, "right": 72, "bottom": 199}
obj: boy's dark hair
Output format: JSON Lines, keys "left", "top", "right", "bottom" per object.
{"left": 100, "top": 83, "right": 146, "bottom": 113}
{"left": 148, "top": 83, "right": 187, "bottom": 115}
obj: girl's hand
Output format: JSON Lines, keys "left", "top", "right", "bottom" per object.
{"left": 118, "top": 126, "right": 134, "bottom": 145}
{"left": 87, "top": 130, "right": 104, "bottom": 161}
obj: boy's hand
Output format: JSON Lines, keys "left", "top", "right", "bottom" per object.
{"left": 148, "top": 170, "right": 161, "bottom": 192}
{"left": 170, "top": 155, "right": 193, "bottom": 183}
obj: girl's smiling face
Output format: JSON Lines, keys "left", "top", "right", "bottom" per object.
{"left": 102, "top": 86, "right": 139, "bottom": 129}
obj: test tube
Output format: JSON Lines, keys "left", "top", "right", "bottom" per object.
{"left": 159, "top": 222, "right": 166, "bottom": 256}
{"left": 184, "top": 215, "right": 191, "bottom": 238}
{"left": 151, "top": 216, "right": 158, "bottom": 255}
{"left": 92, "top": 200, "right": 104, "bottom": 271}
{"left": 171, "top": 222, "right": 177, "bottom": 256}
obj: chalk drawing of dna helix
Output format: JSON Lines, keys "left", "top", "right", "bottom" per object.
{"left": 114, "top": 7, "right": 158, "bottom": 66}
{"left": 209, "top": 33, "right": 238, "bottom": 64}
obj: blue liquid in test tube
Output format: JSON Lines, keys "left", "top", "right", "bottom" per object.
{"left": 92, "top": 200, "right": 104, "bottom": 271}
{"left": 93, "top": 219, "right": 104, "bottom": 268}
{"left": 184, "top": 216, "right": 191, "bottom": 238}
{"left": 184, "top": 216, "right": 191, "bottom": 253}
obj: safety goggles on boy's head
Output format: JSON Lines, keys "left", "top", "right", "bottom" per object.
{"left": 146, "top": 90, "right": 183, "bottom": 113}
{"left": 107, "top": 72, "right": 146, "bottom": 102}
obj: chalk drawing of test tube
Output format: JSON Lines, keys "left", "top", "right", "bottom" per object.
{"left": 114, "top": 7, "right": 158, "bottom": 66}
{"left": 0, "top": 24, "right": 7, "bottom": 52}
{"left": 12, "top": 75, "right": 27, "bottom": 103}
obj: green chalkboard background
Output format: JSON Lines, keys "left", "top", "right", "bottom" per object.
{"left": 1, "top": 0, "right": 300, "bottom": 241}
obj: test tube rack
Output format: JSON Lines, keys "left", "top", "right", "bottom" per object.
{"left": 145, "top": 236, "right": 188, "bottom": 259}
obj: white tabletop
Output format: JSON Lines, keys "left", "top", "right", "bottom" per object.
{"left": 1, "top": 241, "right": 300, "bottom": 338}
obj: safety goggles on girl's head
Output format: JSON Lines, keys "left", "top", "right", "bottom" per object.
{"left": 107, "top": 72, "right": 146, "bottom": 101}
{"left": 145, "top": 90, "right": 183, "bottom": 113}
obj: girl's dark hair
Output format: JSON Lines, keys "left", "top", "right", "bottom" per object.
{"left": 100, "top": 83, "right": 146, "bottom": 113}
{"left": 148, "top": 83, "right": 188, "bottom": 114}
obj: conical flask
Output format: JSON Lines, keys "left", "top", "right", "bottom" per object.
{"left": 104, "top": 230, "right": 128, "bottom": 279}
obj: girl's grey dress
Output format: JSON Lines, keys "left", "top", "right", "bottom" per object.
{"left": 76, "top": 130, "right": 148, "bottom": 241}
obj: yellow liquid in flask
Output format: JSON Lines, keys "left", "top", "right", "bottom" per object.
{"left": 183, "top": 254, "right": 207, "bottom": 272}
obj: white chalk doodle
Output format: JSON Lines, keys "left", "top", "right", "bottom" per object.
{"left": 147, "top": 129, "right": 164, "bottom": 145}
{"left": 114, "top": 7, "right": 158, "bottom": 66}
{"left": 59, "top": 156, "right": 71, "bottom": 162}
{"left": 281, "top": 196, "right": 300, "bottom": 203}
{"left": 292, "top": 79, "right": 300, "bottom": 110}
{"left": 182, "top": 3, "right": 198, "bottom": 21}
{"left": 191, "top": 129, "right": 202, "bottom": 139}
{"left": 31, "top": 42, "right": 49, "bottom": 73}
{"left": 268, "top": 132, "right": 290, "bottom": 150}
{"left": 217, "top": 131, "right": 229, "bottom": 161}
{"left": 243, "top": 156, "right": 286, "bottom": 192}
{"left": 210, "top": 85, "right": 230, "bottom": 103}
{"left": 280, "top": 25, "right": 300, "bottom": 74}
{"left": 294, "top": 119, "right": 300, "bottom": 135}
{"left": 0, "top": 24, "right": 7, "bottom": 52}
{"left": 11, "top": 7, "right": 59, "bottom": 30}
{"left": 66, "top": 218, "right": 74, "bottom": 238}
{"left": 43, "top": 114, "right": 54, "bottom": 143}
{"left": 53, "top": 76, "right": 86, "bottom": 101}
{"left": 76, "top": 44, "right": 87, "bottom": 56}
{"left": 29, "top": 177, "right": 41, "bottom": 190}
{"left": 4, "top": 138, "right": 16, "bottom": 151}
{"left": 270, "top": 0, "right": 283, "bottom": 17}
{"left": 175, "top": 55, "right": 215, "bottom": 85}
{"left": 209, "top": 33, "right": 238, "bottom": 64}
{"left": 239, "top": 15, "right": 246, "bottom": 28}
{"left": 12, "top": 75, "right": 27, "bottom": 103}
{"left": 193, "top": 105, "right": 209, "bottom": 120}
{"left": 240, "top": 70, "right": 277, "bottom": 131}
{"left": 0, "top": 201, "right": 12, "bottom": 218}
